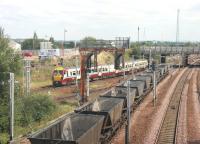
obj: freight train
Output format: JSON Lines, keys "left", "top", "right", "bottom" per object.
{"left": 52, "top": 59, "right": 148, "bottom": 86}
{"left": 28, "top": 64, "right": 169, "bottom": 144}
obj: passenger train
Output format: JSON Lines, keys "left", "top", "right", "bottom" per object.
{"left": 52, "top": 59, "right": 148, "bottom": 86}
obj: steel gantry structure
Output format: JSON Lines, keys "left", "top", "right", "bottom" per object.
{"left": 79, "top": 37, "right": 130, "bottom": 104}
{"left": 141, "top": 46, "right": 200, "bottom": 66}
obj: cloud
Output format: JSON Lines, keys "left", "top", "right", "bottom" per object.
{"left": 0, "top": 0, "right": 200, "bottom": 41}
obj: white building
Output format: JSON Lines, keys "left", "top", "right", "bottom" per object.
{"left": 40, "top": 42, "right": 52, "bottom": 49}
{"left": 9, "top": 40, "right": 21, "bottom": 51}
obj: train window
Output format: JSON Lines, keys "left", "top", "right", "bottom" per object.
{"left": 54, "top": 70, "right": 63, "bottom": 75}
{"left": 73, "top": 71, "right": 76, "bottom": 75}
{"left": 70, "top": 72, "right": 72, "bottom": 76}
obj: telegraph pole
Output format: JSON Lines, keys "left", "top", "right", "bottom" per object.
{"left": 87, "top": 72, "right": 90, "bottom": 97}
{"left": 124, "top": 69, "right": 126, "bottom": 79}
{"left": 125, "top": 80, "right": 131, "bottom": 144}
{"left": 75, "top": 57, "right": 78, "bottom": 87}
{"left": 138, "top": 26, "right": 140, "bottom": 59}
{"left": 152, "top": 61, "right": 157, "bottom": 106}
{"left": 149, "top": 48, "right": 152, "bottom": 69}
{"left": 132, "top": 55, "right": 134, "bottom": 79}
{"left": 75, "top": 43, "right": 78, "bottom": 88}
{"left": 23, "top": 60, "right": 31, "bottom": 96}
{"left": 9, "top": 73, "right": 14, "bottom": 142}
{"left": 63, "top": 29, "right": 67, "bottom": 57}
{"left": 176, "top": 9, "right": 180, "bottom": 48}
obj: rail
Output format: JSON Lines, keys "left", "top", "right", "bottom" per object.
{"left": 155, "top": 69, "right": 190, "bottom": 144}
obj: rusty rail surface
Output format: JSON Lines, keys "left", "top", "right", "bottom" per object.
{"left": 155, "top": 69, "right": 190, "bottom": 144}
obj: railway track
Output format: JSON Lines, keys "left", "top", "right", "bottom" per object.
{"left": 196, "top": 69, "right": 200, "bottom": 102}
{"left": 155, "top": 69, "right": 190, "bottom": 144}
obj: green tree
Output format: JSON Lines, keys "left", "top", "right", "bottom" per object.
{"left": 21, "top": 39, "right": 33, "bottom": 50}
{"left": 49, "top": 36, "right": 60, "bottom": 49}
{"left": 49, "top": 36, "right": 54, "bottom": 43}
{"left": 81, "top": 36, "right": 96, "bottom": 47}
{"left": 33, "top": 32, "right": 40, "bottom": 50}
{"left": 0, "top": 28, "right": 22, "bottom": 73}
{"left": 130, "top": 42, "right": 141, "bottom": 59}
{"left": 0, "top": 27, "right": 22, "bottom": 141}
{"left": 22, "top": 32, "right": 41, "bottom": 50}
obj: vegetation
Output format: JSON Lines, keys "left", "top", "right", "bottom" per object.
{"left": 0, "top": 28, "right": 74, "bottom": 143}
{"left": 81, "top": 36, "right": 96, "bottom": 47}
{"left": 0, "top": 27, "right": 22, "bottom": 130}
{"left": 0, "top": 27, "right": 22, "bottom": 143}
{"left": 0, "top": 28, "right": 22, "bottom": 73}
{"left": 19, "top": 94, "right": 57, "bottom": 126}
{"left": 21, "top": 32, "right": 76, "bottom": 50}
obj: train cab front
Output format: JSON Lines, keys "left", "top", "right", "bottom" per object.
{"left": 52, "top": 66, "right": 64, "bottom": 86}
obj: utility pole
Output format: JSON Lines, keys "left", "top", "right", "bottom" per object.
{"left": 23, "top": 60, "right": 31, "bottom": 96}
{"left": 75, "top": 42, "right": 78, "bottom": 88}
{"left": 87, "top": 72, "right": 90, "bottom": 97}
{"left": 149, "top": 48, "right": 152, "bottom": 70}
{"left": 63, "top": 29, "right": 67, "bottom": 57}
{"left": 9, "top": 73, "right": 14, "bottom": 142}
{"left": 75, "top": 44, "right": 79, "bottom": 103}
{"left": 75, "top": 56, "right": 78, "bottom": 88}
{"left": 132, "top": 55, "right": 134, "bottom": 79}
{"left": 152, "top": 61, "right": 156, "bottom": 106}
{"left": 125, "top": 80, "right": 131, "bottom": 144}
{"left": 138, "top": 26, "right": 140, "bottom": 59}
{"left": 176, "top": 9, "right": 180, "bottom": 48}
{"left": 124, "top": 69, "right": 126, "bottom": 79}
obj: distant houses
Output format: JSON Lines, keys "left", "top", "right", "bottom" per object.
{"left": 9, "top": 40, "right": 21, "bottom": 51}
{"left": 40, "top": 42, "right": 53, "bottom": 49}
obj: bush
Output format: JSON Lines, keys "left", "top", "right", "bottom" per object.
{"left": 0, "top": 73, "right": 10, "bottom": 133}
{"left": 20, "top": 94, "right": 57, "bottom": 126}
{"left": 0, "top": 133, "right": 9, "bottom": 144}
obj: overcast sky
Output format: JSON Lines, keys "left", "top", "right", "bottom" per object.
{"left": 0, "top": 0, "right": 200, "bottom": 41}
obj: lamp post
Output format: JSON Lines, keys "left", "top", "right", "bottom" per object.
{"left": 63, "top": 29, "right": 67, "bottom": 57}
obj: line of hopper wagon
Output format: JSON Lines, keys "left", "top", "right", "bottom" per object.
{"left": 28, "top": 64, "right": 170, "bottom": 144}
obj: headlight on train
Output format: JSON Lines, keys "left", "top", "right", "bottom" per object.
{"left": 53, "top": 75, "right": 62, "bottom": 81}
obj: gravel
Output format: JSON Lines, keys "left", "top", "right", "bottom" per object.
{"left": 186, "top": 69, "right": 200, "bottom": 143}
{"left": 111, "top": 68, "right": 187, "bottom": 144}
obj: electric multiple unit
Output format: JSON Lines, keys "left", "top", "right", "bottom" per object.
{"left": 52, "top": 59, "right": 148, "bottom": 86}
